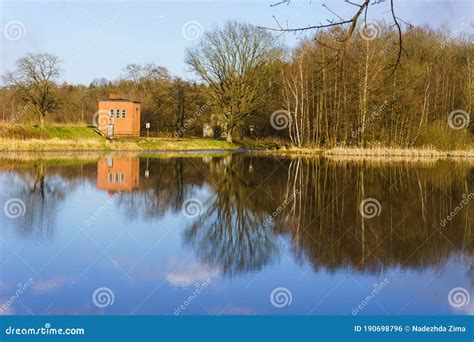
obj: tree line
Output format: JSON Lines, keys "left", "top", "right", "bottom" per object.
{"left": 1, "top": 20, "right": 472, "bottom": 148}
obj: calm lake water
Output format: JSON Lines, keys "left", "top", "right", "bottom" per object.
{"left": 0, "top": 152, "right": 472, "bottom": 315}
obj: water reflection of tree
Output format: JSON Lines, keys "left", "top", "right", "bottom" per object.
{"left": 1, "top": 155, "right": 472, "bottom": 275}
{"left": 114, "top": 158, "right": 207, "bottom": 219}
{"left": 1, "top": 161, "right": 87, "bottom": 239}
{"left": 183, "top": 155, "right": 279, "bottom": 276}
{"left": 275, "top": 157, "right": 473, "bottom": 273}
{"left": 111, "top": 155, "right": 281, "bottom": 275}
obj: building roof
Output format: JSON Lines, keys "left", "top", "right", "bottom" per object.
{"left": 99, "top": 98, "right": 141, "bottom": 104}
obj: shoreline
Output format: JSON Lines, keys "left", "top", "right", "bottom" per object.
{"left": 0, "top": 138, "right": 472, "bottom": 159}
{"left": 278, "top": 147, "right": 474, "bottom": 158}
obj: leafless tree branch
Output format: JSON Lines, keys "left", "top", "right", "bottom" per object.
{"left": 261, "top": 0, "right": 412, "bottom": 72}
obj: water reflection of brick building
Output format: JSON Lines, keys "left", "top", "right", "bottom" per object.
{"left": 97, "top": 156, "right": 139, "bottom": 193}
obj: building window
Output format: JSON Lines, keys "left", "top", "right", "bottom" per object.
{"left": 114, "top": 173, "right": 119, "bottom": 183}
{"left": 109, "top": 109, "right": 114, "bottom": 118}
{"left": 120, "top": 173, "right": 125, "bottom": 183}
{"left": 108, "top": 173, "right": 113, "bottom": 184}
{"left": 122, "top": 109, "right": 126, "bottom": 119}
{"left": 116, "top": 109, "right": 120, "bottom": 119}
{"left": 107, "top": 157, "right": 113, "bottom": 168}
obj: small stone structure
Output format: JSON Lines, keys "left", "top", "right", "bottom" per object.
{"left": 203, "top": 123, "right": 214, "bottom": 138}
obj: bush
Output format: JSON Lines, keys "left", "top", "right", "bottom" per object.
{"left": 412, "top": 122, "right": 472, "bottom": 150}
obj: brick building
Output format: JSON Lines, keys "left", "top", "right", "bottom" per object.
{"left": 97, "top": 93, "right": 141, "bottom": 136}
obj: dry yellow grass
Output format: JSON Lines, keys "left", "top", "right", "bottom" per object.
{"left": 0, "top": 137, "right": 238, "bottom": 152}
{"left": 1, "top": 137, "right": 472, "bottom": 161}
{"left": 324, "top": 147, "right": 474, "bottom": 158}
{"left": 261, "top": 146, "right": 473, "bottom": 158}
{"left": 0, "top": 138, "right": 108, "bottom": 151}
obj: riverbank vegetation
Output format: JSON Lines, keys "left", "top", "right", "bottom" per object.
{"left": 1, "top": 127, "right": 472, "bottom": 157}
{"left": 0, "top": 136, "right": 238, "bottom": 152}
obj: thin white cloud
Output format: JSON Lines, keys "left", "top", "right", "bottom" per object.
{"left": 166, "top": 261, "right": 219, "bottom": 287}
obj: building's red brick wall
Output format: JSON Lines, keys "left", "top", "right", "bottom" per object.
{"left": 98, "top": 100, "right": 141, "bottom": 136}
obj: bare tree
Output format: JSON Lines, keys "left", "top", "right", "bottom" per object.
{"left": 3, "top": 53, "right": 62, "bottom": 128}
{"left": 185, "top": 21, "right": 280, "bottom": 143}
{"left": 123, "top": 63, "right": 170, "bottom": 86}
{"left": 264, "top": 0, "right": 409, "bottom": 70}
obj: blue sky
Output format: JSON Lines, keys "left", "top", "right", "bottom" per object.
{"left": 1, "top": 0, "right": 473, "bottom": 84}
